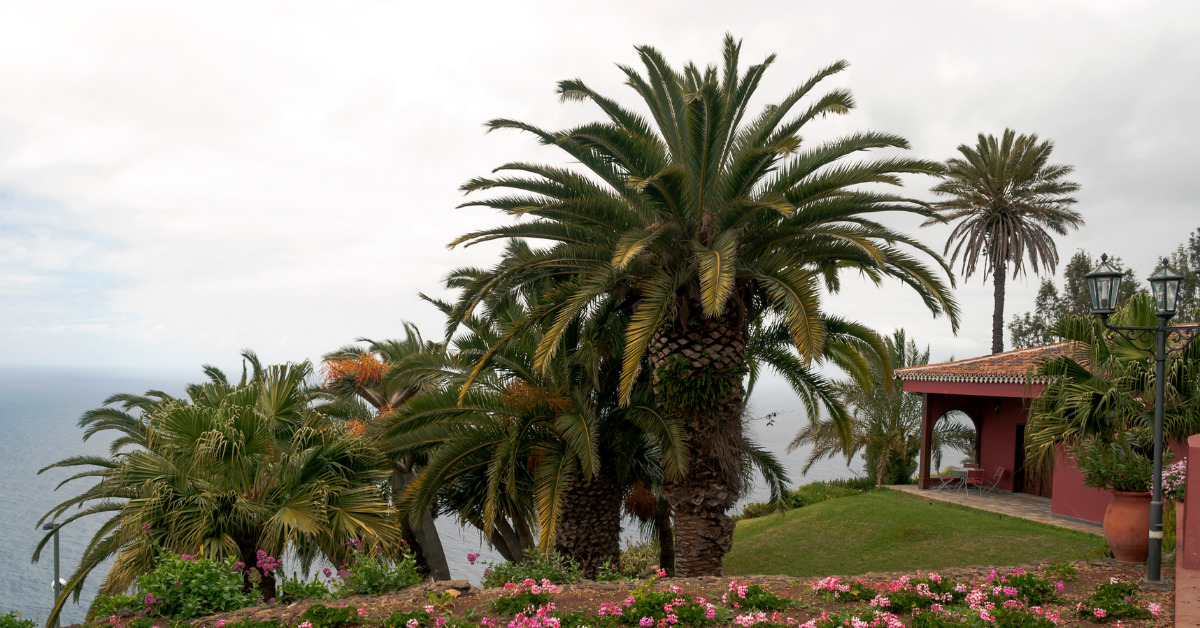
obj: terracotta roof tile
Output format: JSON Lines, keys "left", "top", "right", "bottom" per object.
{"left": 894, "top": 342, "right": 1075, "bottom": 385}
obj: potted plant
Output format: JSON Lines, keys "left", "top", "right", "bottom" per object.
{"left": 1165, "top": 458, "right": 1187, "bottom": 557}
{"left": 1071, "top": 428, "right": 1169, "bottom": 563}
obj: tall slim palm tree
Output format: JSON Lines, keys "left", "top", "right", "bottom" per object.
{"left": 445, "top": 36, "right": 959, "bottom": 575}
{"left": 35, "top": 355, "right": 397, "bottom": 625}
{"left": 930, "top": 129, "right": 1082, "bottom": 354}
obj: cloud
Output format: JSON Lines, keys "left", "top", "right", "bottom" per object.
{"left": 0, "top": 1, "right": 1197, "bottom": 370}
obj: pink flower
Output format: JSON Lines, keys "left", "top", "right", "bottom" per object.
{"left": 467, "top": 552, "right": 481, "bottom": 565}
{"left": 1148, "top": 602, "right": 1162, "bottom": 616}
{"left": 1093, "top": 608, "right": 1107, "bottom": 618}
{"left": 216, "top": 622, "right": 226, "bottom": 628}
{"left": 639, "top": 617, "right": 654, "bottom": 627}
{"left": 357, "top": 609, "right": 367, "bottom": 616}
{"left": 406, "top": 620, "right": 419, "bottom": 628}
{"left": 657, "top": 568, "right": 667, "bottom": 577}
{"left": 299, "top": 623, "right": 313, "bottom": 628}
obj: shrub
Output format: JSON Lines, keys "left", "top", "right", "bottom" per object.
{"left": 876, "top": 573, "right": 962, "bottom": 613}
{"left": 87, "top": 594, "right": 140, "bottom": 620}
{"left": 1071, "top": 429, "right": 1165, "bottom": 493}
{"left": 481, "top": 549, "right": 582, "bottom": 589}
{"left": 615, "top": 590, "right": 723, "bottom": 626}
{"left": 790, "top": 480, "right": 869, "bottom": 508}
{"left": 1076, "top": 580, "right": 1161, "bottom": 623}
{"left": 723, "top": 581, "right": 791, "bottom": 612}
{"left": 277, "top": 573, "right": 332, "bottom": 603}
{"left": 301, "top": 604, "right": 359, "bottom": 628}
{"left": 334, "top": 539, "right": 421, "bottom": 596}
{"left": 1042, "top": 563, "right": 1078, "bottom": 583}
{"left": 810, "top": 576, "right": 876, "bottom": 603}
{"left": 0, "top": 613, "right": 35, "bottom": 628}
{"left": 618, "top": 540, "right": 657, "bottom": 579}
{"left": 593, "top": 562, "right": 627, "bottom": 582}
{"left": 382, "top": 609, "right": 431, "bottom": 628}
{"left": 992, "top": 571, "right": 1059, "bottom": 606}
{"left": 137, "top": 550, "right": 254, "bottom": 619}
{"left": 491, "top": 579, "right": 559, "bottom": 615}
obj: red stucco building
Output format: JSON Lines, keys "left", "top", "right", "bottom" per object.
{"left": 895, "top": 343, "right": 1116, "bottom": 524}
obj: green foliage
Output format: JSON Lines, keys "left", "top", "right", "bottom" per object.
{"left": 491, "top": 591, "right": 556, "bottom": 615}
{"left": 881, "top": 576, "right": 963, "bottom": 613}
{"left": 555, "top": 614, "right": 619, "bottom": 628}
{"left": 653, "top": 352, "right": 744, "bottom": 414}
{"left": 737, "top": 479, "right": 877, "bottom": 520}
{"left": 618, "top": 541, "right": 657, "bottom": 579}
{"left": 1070, "top": 428, "right": 1163, "bottom": 492}
{"left": 382, "top": 609, "right": 432, "bottom": 628}
{"left": 302, "top": 604, "right": 359, "bottom": 628}
{"left": 1042, "top": 563, "right": 1077, "bottom": 582}
{"left": 87, "top": 593, "right": 140, "bottom": 620}
{"left": 733, "top": 584, "right": 792, "bottom": 612}
{"left": 620, "top": 590, "right": 723, "bottom": 626}
{"left": 335, "top": 543, "right": 421, "bottom": 596}
{"left": 208, "top": 623, "right": 283, "bottom": 628}
{"left": 593, "top": 562, "right": 628, "bottom": 582}
{"left": 1076, "top": 581, "right": 1155, "bottom": 622}
{"left": 0, "top": 614, "right": 34, "bottom": 628}
{"left": 137, "top": 550, "right": 252, "bottom": 619}
{"left": 277, "top": 573, "right": 332, "bottom": 604}
{"left": 993, "top": 571, "right": 1058, "bottom": 606}
{"left": 481, "top": 549, "right": 582, "bottom": 589}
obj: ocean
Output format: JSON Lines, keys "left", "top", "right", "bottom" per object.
{"left": 0, "top": 366, "right": 864, "bottom": 623}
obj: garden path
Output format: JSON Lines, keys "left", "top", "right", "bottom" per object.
{"left": 886, "top": 484, "right": 1104, "bottom": 536}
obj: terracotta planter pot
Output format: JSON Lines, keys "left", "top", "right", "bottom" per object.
{"left": 1104, "top": 490, "right": 1150, "bottom": 563}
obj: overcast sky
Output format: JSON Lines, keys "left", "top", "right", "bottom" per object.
{"left": 3, "top": 0, "right": 1198, "bottom": 377}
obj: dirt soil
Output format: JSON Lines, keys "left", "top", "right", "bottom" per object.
{"left": 88, "top": 559, "right": 1176, "bottom": 628}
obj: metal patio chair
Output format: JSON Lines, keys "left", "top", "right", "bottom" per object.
{"left": 962, "top": 467, "right": 986, "bottom": 496}
{"left": 984, "top": 466, "right": 1006, "bottom": 493}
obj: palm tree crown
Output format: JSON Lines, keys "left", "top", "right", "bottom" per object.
{"left": 930, "top": 128, "right": 1082, "bottom": 354}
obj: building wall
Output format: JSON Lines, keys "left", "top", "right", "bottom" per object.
{"left": 1051, "top": 441, "right": 1191, "bottom": 524}
{"left": 976, "top": 397, "right": 1027, "bottom": 492}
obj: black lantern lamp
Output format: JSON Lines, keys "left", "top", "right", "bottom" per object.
{"left": 1084, "top": 253, "right": 1124, "bottom": 318}
{"left": 1147, "top": 258, "right": 1183, "bottom": 319}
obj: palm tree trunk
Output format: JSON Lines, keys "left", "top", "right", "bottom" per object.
{"left": 992, "top": 262, "right": 1006, "bottom": 354}
{"left": 554, "top": 472, "right": 621, "bottom": 578}
{"left": 492, "top": 517, "right": 530, "bottom": 561}
{"left": 394, "top": 464, "right": 451, "bottom": 580}
{"left": 648, "top": 304, "right": 746, "bottom": 577}
{"left": 655, "top": 501, "right": 675, "bottom": 576}
{"left": 238, "top": 540, "right": 277, "bottom": 601}
{"left": 511, "top": 510, "right": 537, "bottom": 552}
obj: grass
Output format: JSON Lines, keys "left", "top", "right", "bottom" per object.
{"left": 725, "top": 488, "right": 1108, "bottom": 577}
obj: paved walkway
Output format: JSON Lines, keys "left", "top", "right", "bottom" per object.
{"left": 886, "top": 484, "right": 1103, "bottom": 536}
{"left": 1179, "top": 566, "right": 1200, "bottom": 626}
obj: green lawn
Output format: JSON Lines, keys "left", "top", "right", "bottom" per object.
{"left": 725, "top": 489, "right": 1108, "bottom": 577}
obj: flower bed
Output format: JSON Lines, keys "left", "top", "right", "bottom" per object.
{"left": 87, "top": 559, "right": 1174, "bottom": 628}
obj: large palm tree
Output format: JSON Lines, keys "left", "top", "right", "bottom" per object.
{"left": 444, "top": 36, "right": 959, "bottom": 575}
{"left": 789, "top": 329, "right": 976, "bottom": 486}
{"left": 34, "top": 355, "right": 398, "bottom": 624}
{"left": 929, "top": 129, "right": 1082, "bottom": 354}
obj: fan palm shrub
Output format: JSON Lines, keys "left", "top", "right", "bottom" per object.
{"left": 445, "top": 36, "right": 959, "bottom": 574}
{"left": 930, "top": 129, "right": 1082, "bottom": 354}
{"left": 1025, "top": 294, "right": 1200, "bottom": 478}
{"left": 35, "top": 355, "right": 398, "bottom": 625}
